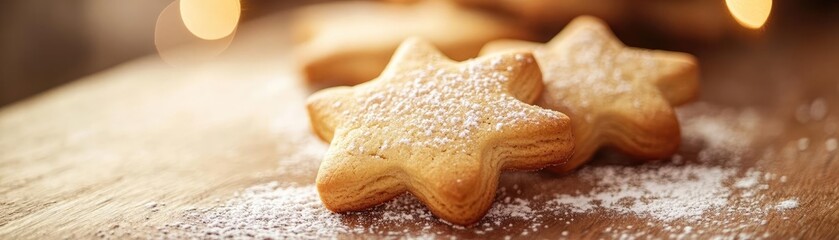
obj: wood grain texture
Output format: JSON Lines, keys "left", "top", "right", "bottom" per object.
{"left": 1, "top": 11, "right": 838, "bottom": 239}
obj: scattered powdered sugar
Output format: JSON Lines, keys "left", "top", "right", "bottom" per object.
{"left": 153, "top": 182, "right": 552, "bottom": 239}
{"left": 826, "top": 138, "right": 837, "bottom": 152}
{"left": 776, "top": 199, "right": 799, "bottom": 210}
{"left": 145, "top": 202, "right": 160, "bottom": 209}
{"left": 144, "top": 103, "right": 802, "bottom": 239}
{"left": 796, "top": 98, "right": 830, "bottom": 123}
{"left": 797, "top": 138, "right": 810, "bottom": 151}
{"left": 547, "top": 165, "right": 736, "bottom": 221}
{"left": 145, "top": 201, "right": 165, "bottom": 213}
{"left": 678, "top": 103, "right": 764, "bottom": 163}
{"left": 809, "top": 98, "right": 828, "bottom": 121}
{"left": 152, "top": 162, "right": 792, "bottom": 239}
{"left": 544, "top": 164, "right": 791, "bottom": 240}
{"left": 168, "top": 183, "right": 345, "bottom": 239}
{"left": 733, "top": 170, "right": 761, "bottom": 189}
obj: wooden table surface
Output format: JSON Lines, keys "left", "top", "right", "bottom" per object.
{"left": 1, "top": 12, "right": 838, "bottom": 240}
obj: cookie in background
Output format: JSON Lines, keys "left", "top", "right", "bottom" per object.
{"left": 293, "top": 0, "right": 534, "bottom": 88}
{"left": 482, "top": 16, "right": 699, "bottom": 173}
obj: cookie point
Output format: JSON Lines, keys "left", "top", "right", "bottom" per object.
{"left": 669, "top": 52, "right": 699, "bottom": 69}
{"left": 398, "top": 37, "right": 437, "bottom": 53}
{"left": 570, "top": 15, "right": 608, "bottom": 27}
{"left": 565, "top": 15, "right": 613, "bottom": 39}
{"left": 402, "top": 36, "right": 428, "bottom": 46}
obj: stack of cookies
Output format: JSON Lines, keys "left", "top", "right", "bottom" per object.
{"left": 297, "top": 1, "right": 699, "bottom": 226}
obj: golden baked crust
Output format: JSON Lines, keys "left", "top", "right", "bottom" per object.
{"left": 482, "top": 16, "right": 699, "bottom": 173}
{"left": 293, "top": 0, "right": 533, "bottom": 88}
{"left": 307, "top": 38, "right": 574, "bottom": 225}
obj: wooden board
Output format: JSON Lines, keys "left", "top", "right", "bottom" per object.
{"left": 1, "top": 11, "right": 838, "bottom": 239}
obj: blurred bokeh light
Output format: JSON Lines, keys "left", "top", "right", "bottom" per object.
{"left": 180, "top": 0, "right": 241, "bottom": 40}
{"left": 726, "top": 0, "right": 772, "bottom": 29}
{"left": 155, "top": 0, "right": 236, "bottom": 66}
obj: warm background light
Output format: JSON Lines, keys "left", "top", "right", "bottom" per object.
{"left": 180, "top": 0, "right": 241, "bottom": 40}
{"left": 156, "top": 1, "right": 235, "bottom": 66}
{"left": 726, "top": 0, "right": 772, "bottom": 29}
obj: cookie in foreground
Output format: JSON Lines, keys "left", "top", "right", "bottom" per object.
{"left": 307, "top": 38, "right": 574, "bottom": 225}
{"left": 482, "top": 16, "right": 699, "bottom": 173}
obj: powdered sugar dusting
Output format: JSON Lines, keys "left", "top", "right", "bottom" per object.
{"left": 328, "top": 52, "right": 561, "bottom": 154}
{"left": 143, "top": 103, "right": 803, "bottom": 239}
{"left": 548, "top": 165, "right": 736, "bottom": 222}
{"left": 678, "top": 104, "right": 764, "bottom": 163}
{"left": 826, "top": 138, "right": 837, "bottom": 152}
{"left": 152, "top": 163, "right": 792, "bottom": 239}
{"left": 536, "top": 24, "right": 672, "bottom": 121}
{"left": 795, "top": 98, "right": 831, "bottom": 124}
{"left": 176, "top": 183, "right": 343, "bottom": 238}
{"left": 797, "top": 137, "right": 810, "bottom": 151}
{"left": 153, "top": 182, "right": 555, "bottom": 239}
{"left": 733, "top": 170, "right": 760, "bottom": 189}
{"left": 776, "top": 199, "right": 799, "bottom": 210}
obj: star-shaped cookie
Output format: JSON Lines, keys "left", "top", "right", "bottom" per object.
{"left": 307, "top": 38, "right": 574, "bottom": 225}
{"left": 482, "top": 16, "right": 699, "bottom": 173}
{"left": 293, "top": 0, "right": 533, "bottom": 88}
